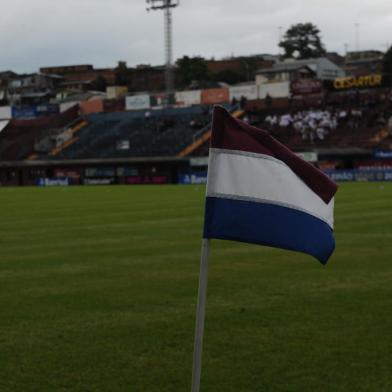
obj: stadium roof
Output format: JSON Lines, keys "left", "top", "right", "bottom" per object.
{"left": 256, "top": 63, "right": 314, "bottom": 74}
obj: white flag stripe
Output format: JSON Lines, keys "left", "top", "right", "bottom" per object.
{"left": 207, "top": 149, "right": 334, "bottom": 228}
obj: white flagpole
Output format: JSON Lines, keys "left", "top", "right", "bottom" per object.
{"left": 191, "top": 238, "right": 210, "bottom": 392}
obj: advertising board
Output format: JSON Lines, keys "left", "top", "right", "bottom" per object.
{"left": 178, "top": 172, "right": 208, "bottom": 184}
{"left": 36, "top": 178, "right": 70, "bottom": 186}
{"left": 229, "top": 84, "right": 258, "bottom": 101}
{"left": 291, "top": 80, "right": 322, "bottom": 95}
{"left": 79, "top": 100, "right": 104, "bottom": 115}
{"left": 83, "top": 178, "right": 116, "bottom": 185}
{"left": 125, "top": 94, "right": 151, "bottom": 110}
{"left": 125, "top": 175, "right": 168, "bottom": 184}
{"left": 175, "top": 90, "right": 202, "bottom": 106}
{"left": 201, "top": 88, "right": 229, "bottom": 105}
{"left": 258, "top": 82, "right": 290, "bottom": 99}
{"left": 117, "top": 167, "right": 139, "bottom": 176}
{"left": 374, "top": 150, "right": 392, "bottom": 159}
{"left": 325, "top": 169, "right": 392, "bottom": 182}
{"left": 12, "top": 107, "right": 37, "bottom": 119}
{"left": 85, "top": 167, "right": 115, "bottom": 177}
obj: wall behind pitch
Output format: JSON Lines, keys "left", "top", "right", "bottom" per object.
{"left": 258, "top": 81, "right": 290, "bottom": 99}
{"left": 201, "top": 88, "right": 229, "bottom": 104}
{"left": 0, "top": 106, "right": 12, "bottom": 120}
{"left": 229, "top": 84, "right": 258, "bottom": 101}
{"left": 175, "top": 90, "right": 201, "bottom": 106}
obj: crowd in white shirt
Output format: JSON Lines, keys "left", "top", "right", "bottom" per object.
{"left": 263, "top": 108, "right": 363, "bottom": 142}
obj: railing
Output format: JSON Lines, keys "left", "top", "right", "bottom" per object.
{"left": 49, "top": 119, "right": 88, "bottom": 156}
{"left": 178, "top": 104, "right": 243, "bottom": 157}
{"left": 191, "top": 103, "right": 240, "bottom": 142}
{"left": 370, "top": 125, "right": 390, "bottom": 145}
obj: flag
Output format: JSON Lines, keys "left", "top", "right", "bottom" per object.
{"left": 203, "top": 106, "right": 338, "bottom": 264}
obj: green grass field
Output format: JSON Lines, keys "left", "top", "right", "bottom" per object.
{"left": 1, "top": 183, "right": 392, "bottom": 392}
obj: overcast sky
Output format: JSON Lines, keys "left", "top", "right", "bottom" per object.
{"left": 0, "top": 0, "right": 391, "bottom": 73}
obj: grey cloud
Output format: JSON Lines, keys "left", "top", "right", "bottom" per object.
{"left": 0, "top": 0, "right": 390, "bottom": 72}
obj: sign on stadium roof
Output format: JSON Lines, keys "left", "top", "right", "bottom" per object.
{"left": 332, "top": 74, "right": 383, "bottom": 90}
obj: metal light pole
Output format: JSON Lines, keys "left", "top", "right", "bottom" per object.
{"left": 344, "top": 43, "right": 349, "bottom": 56}
{"left": 354, "top": 23, "right": 360, "bottom": 52}
{"left": 146, "top": 0, "right": 179, "bottom": 106}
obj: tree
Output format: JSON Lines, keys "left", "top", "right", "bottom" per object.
{"left": 238, "top": 56, "right": 262, "bottom": 82}
{"left": 383, "top": 46, "right": 392, "bottom": 86}
{"left": 114, "top": 61, "right": 129, "bottom": 86}
{"left": 175, "top": 56, "right": 210, "bottom": 88}
{"left": 211, "top": 69, "right": 242, "bottom": 85}
{"left": 91, "top": 75, "right": 107, "bottom": 92}
{"left": 279, "top": 23, "right": 326, "bottom": 60}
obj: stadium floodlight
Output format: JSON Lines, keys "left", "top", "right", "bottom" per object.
{"left": 146, "top": 0, "right": 180, "bottom": 106}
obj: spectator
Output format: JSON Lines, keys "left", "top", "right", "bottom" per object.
{"left": 265, "top": 93, "right": 272, "bottom": 109}
{"left": 388, "top": 115, "right": 392, "bottom": 137}
{"left": 240, "top": 95, "right": 247, "bottom": 110}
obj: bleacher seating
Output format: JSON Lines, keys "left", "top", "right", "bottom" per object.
{"left": 185, "top": 102, "right": 392, "bottom": 156}
{"left": 52, "top": 106, "right": 210, "bottom": 159}
{"left": 1, "top": 101, "right": 390, "bottom": 162}
{"left": 250, "top": 104, "right": 392, "bottom": 151}
{"left": 0, "top": 106, "right": 79, "bottom": 161}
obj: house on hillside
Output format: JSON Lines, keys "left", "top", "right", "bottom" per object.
{"left": 6, "top": 73, "right": 64, "bottom": 104}
{"left": 344, "top": 50, "right": 384, "bottom": 76}
{"left": 256, "top": 57, "right": 345, "bottom": 85}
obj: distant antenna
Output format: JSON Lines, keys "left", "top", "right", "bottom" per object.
{"left": 344, "top": 43, "right": 349, "bottom": 56}
{"left": 146, "top": 0, "right": 179, "bottom": 106}
{"left": 354, "top": 23, "right": 360, "bottom": 52}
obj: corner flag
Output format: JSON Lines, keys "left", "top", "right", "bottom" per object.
{"left": 191, "top": 106, "right": 339, "bottom": 392}
{"left": 203, "top": 106, "right": 338, "bottom": 264}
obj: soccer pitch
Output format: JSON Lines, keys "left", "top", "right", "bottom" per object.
{"left": 1, "top": 183, "right": 392, "bottom": 392}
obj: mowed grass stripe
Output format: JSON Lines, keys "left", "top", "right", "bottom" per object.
{"left": 0, "top": 183, "right": 392, "bottom": 392}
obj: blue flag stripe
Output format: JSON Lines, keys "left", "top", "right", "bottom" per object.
{"left": 203, "top": 197, "right": 335, "bottom": 264}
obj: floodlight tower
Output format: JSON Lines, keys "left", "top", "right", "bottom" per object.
{"left": 146, "top": 0, "right": 179, "bottom": 105}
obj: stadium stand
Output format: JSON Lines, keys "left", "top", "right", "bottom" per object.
{"left": 0, "top": 106, "right": 79, "bottom": 161}
{"left": 177, "top": 106, "right": 245, "bottom": 157}
{"left": 52, "top": 106, "right": 211, "bottom": 159}
{"left": 1, "top": 94, "right": 391, "bottom": 168}
{"left": 245, "top": 100, "right": 392, "bottom": 151}
{"left": 49, "top": 118, "right": 89, "bottom": 157}
{"left": 183, "top": 99, "right": 392, "bottom": 156}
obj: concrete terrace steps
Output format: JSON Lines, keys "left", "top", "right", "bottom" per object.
{"left": 177, "top": 109, "right": 245, "bottom": 157}
{"left": 49, "top": 119, "right": 88, "bottom": 156}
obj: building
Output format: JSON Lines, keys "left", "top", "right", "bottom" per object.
{"left": 256, "top": 57, "right": 345, "bottom": 85}
{"left": 256, "top": 63, "right": 316, "bottom": 85}
{"left": 6, "top": 73, "right": 64, "bottom": 105}
{"left": 344, "top": 50, "right": 384, "bottom": 76}
{"left": 127, "top": 65, "right": 166, "bottom": 92}
{"left": 40, "top": 65, "right": 116, "bottom": 86}
{"left": 206, "top": 57, "right": 274, "bottom": 79}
